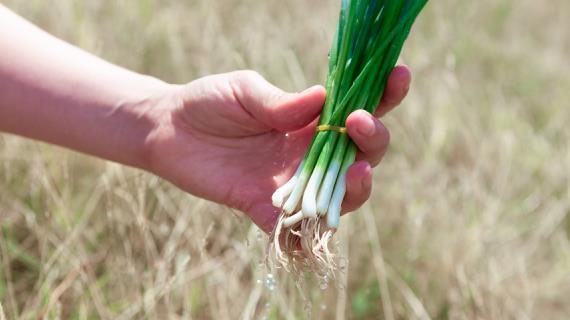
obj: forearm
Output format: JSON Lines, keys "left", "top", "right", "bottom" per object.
{"left": 0, "top": 5, "right": 169, "bottom": 169}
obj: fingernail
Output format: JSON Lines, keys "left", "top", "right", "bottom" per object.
{"left": 358, "top": 116, "right": 376, "bottom": 137}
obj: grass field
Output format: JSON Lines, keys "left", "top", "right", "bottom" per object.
{"left": 1, "top": 0, "right": 569, "bottom": 319}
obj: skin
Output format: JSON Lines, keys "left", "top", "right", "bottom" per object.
{"left": 0, "top": 5, "right": 411, "bottom": 233}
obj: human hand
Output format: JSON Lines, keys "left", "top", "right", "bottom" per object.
{"left": 145, "top": 68, "right": 411, "bottom": 233}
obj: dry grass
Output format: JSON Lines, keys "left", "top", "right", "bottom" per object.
{"left": 1, "top": 0, "right": 570, "bottom": 319}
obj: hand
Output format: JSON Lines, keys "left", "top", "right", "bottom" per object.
{"left": 146, "top": 68, "right": 411, "bottom": 233}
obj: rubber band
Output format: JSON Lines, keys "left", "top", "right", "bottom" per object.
{"left": 316, "top": 124, "right": 347, "bottom": 134}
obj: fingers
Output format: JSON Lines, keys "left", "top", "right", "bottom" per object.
{"left": 375, "top": 65, "right": 412, "bottom": 117}
{"left": 341, "top": 110, "right": 390, "bottom": 215}
{"left": 346, "top": 110, "right": 390, "bottom": 167}
{"left": 230, "top": 70, "right": 326, "bottom": 132}
{"left": 341, "top": 161, "right": 373, "bottom": 214}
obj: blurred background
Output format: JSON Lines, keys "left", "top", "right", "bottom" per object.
{"left": 1, "top": 0, "right": 569, "bottom": 319}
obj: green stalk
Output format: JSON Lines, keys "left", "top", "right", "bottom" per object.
{"left": 327, "top": 0, "right": 428, "bottom": 125}
{"left": 320, "top": 0, "right": 359, "bottom": 126}
{"left": 332, "top": 0, "right": 376, "bottom": 105}
{"left": 365, "top": 18, "right": 416, "bottom": 114}
{"left": 320, "top": 0, "right": 345, "bottom": 123}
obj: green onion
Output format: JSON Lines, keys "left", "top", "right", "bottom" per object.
{"left": 270, "top": 0, "right": 429, "bottom": 275}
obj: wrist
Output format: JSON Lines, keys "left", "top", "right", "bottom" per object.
{"left": 135, "top": 80, "right": 183, "bottom": 174}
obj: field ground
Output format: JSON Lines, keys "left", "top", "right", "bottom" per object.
{"left": 1, "top": 0, "right": 569, "bottom": 319}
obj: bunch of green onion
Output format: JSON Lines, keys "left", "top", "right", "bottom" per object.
{"left": 271, "top": 0, "right": 429, "bottom": 272}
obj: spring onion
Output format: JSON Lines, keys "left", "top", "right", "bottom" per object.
{"left": 270, "top": 0, "right": 429, "bottom": 276}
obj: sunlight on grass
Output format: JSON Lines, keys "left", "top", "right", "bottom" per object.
{"left": 1, "top": 0, "right": 569, "bottom": 319}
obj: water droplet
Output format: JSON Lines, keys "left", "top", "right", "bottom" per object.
{"left": 265, "top": 273, "right": 277, "bottom": 291}
{"left": 319, "top": 276, "right": 329, "bottom": 290}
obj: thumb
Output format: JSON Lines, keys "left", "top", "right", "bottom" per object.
{"left": 230, "top": 71, "right": 326, "bottom": 132}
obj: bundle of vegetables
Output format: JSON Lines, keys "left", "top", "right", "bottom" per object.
{"left": 270, "top": 0, "right": 429, "bottom": 274}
